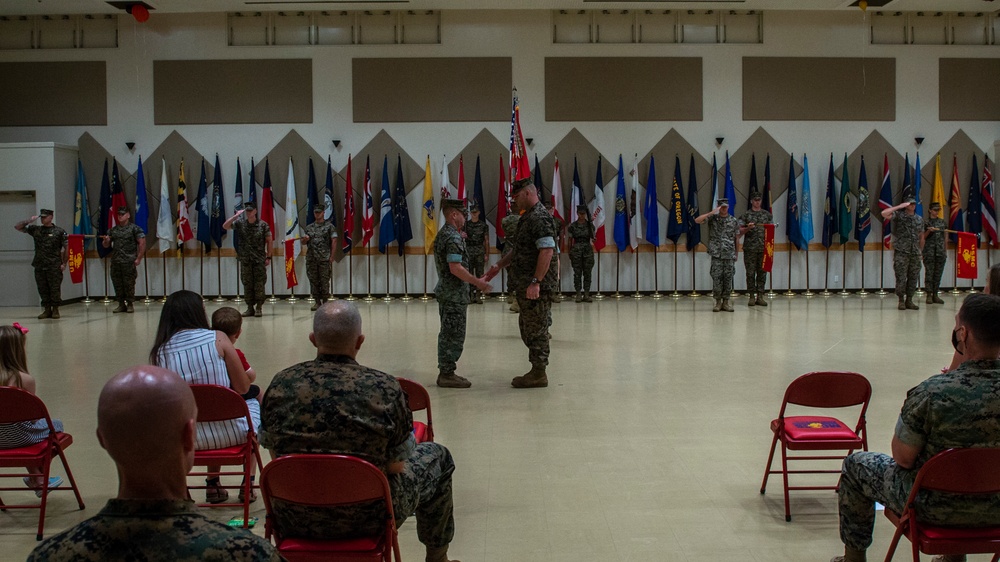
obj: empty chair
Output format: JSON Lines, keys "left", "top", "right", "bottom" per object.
{"left": 760, "top": 371, "right": 871, "bottom": 521}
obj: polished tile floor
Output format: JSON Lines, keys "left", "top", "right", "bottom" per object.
{"left": 0, "top": 291, "right": 989, "bottom": 561}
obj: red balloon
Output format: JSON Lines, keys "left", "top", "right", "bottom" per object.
{"left": 131, "top": 4, "right": 149, "bottom": 23}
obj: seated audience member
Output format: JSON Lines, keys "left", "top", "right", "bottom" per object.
{"left": 28, "top": 365, "right": 279, "bottom": 561}
{"left": 211, "top": 306, "right": 261, "bottom": 402}
{"left": 260, "top": 301, "right": 460, "bottom": 562}
{"left": 832, "top": 293, "right": 1000, "bottom": 562}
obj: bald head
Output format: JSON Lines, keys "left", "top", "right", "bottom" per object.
{"left": 311, "top": 301, "right": 364, "bottom": 356}
{"left": 98, "top": 365, "right": 196, "bottom": 471}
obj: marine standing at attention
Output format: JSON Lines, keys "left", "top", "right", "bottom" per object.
{"left": 738, "top": 192, "right": 772, "bottom": 307}
{"left": 462, "top": 203, "right": 489, "bottom": 304}
{"left": 302, "top": 204, "right": 337, "bottom": 311}
{"left": 15, "top": 209, "right": 68, "bottom": 320}
{"left": 223, "top": 201, "right": 272, "bottom": 318}
{"left": 695, "top": 198, "right": 739, "bottom": 313}
{"left": 567, "top": 204, "right": 595, "bottom": 303}
{"left": 922, "top": 201, "right": 947, "bottom": 305}
{"left": 881, "top": 195, "right": 923, "bottom": 311}
{"left": 102, "top": 206, "right": 146, "bottom": 314}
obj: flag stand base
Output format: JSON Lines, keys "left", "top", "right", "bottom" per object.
{"left": 876, "top": 289, "right": 888, "bottom": 295}
{"left": 689, "top": 291, "right": 700, "bottom": 297}
{"left": 632, "top": 292, "right": 642, "bottom": 299}
{"left": 345, "top": 295, "right": 357, "bottom": 301}
{"left": 949, "top": 288, "right": 962, "bottom": 294}
{"left": 803, "top": 289, "right": 815, "bottom": 297}
{"left": 670, "top": 290, "right": 681, "bottom": 299}
{"left": 101, "top": 296, "right": 113, "bottom": 304}
{"left": 914, "top": 288, "right": 926, "bottom": 295}
{"left": 287, "top": 296, "right": 299, "bottom": 303}
{"left": 382, "top": 295, "right": 394, "bottom": 302}
{"left": 213, "top": 295, "right": 227, "bottom": 302}
{"left": 783, "top": 289, "right": 795, "bottom": 296}
{"left": 858, "top": 289, "right": 870, "bottom": 296}
{"left": 651, "top": 291, "right": 663, "bottom": 299}
{"left": 839, "top": 289, "right": 850, "bottom": 296}
{"left": 593, "top": 293, "right": 605, "bottom": 300}
{"left": 305, "top": 296, "right": 316, "bottom": 303}
{"left": 267, "top": 297, "right": 279, "bottom": 303}
{"left": 363, "top": 294, "right": 376, "bottom": 302}
{"left": 400, "top": 295, "right": 413, "bottom": 302}
{"left": 767, "top": 290, "right": 777, "bottom": 297}
{"left": 820, "top": 290, "right": 832, "bottom": 296}
{"left": 418, "top": 293, "right": 432, "bottom": 301}
{"left": 613, "top": 292, "right": 623, "bottom": 299}
{"left": 81, "top": 297, "right": 94, "bottom": 304}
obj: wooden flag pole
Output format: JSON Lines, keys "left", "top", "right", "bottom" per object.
{"left": 651, "top": 244, "right": 661, "bottom": 299}
{"left": 859, "top": 251, "right": 869, "bottom": 296}
{"left": 101, "top": 258, "right": 113, "bottom": 303}
{"left": 633, "top": 249, "right": 641, "bottom": 299}
{"left": 160, "top": 252, "right": 169, "bottom": 302}
{"left": 877, "top": 242, "right": 888, "bottom": 295}
{"left": 821, "top": 246, "right": 832, "bottom": 296}
{"left": 784, "top": 248, "right": 795, "bottom": 296}
{"left": 804, "top": 247, "right": 814, "bottom": 296}
{"left": 364, "top": 248, "right": 374, "bottom": 301}
{"left": 840, "top": 243, "right": 850, "bottom": 296}
{"left": 671, "top": 244, "right": 681, "bottom": 298}
{"left": 613, "top": 252, "right": 622, "bottom": 298}
{"left": 593, "top": 252, "right": 604, "bottom": 300}
{"left": 401, "top": 250, "right": 412, "bottom": 301}
{"left": 267, "top": 256, "right": 278, "bottom": 303}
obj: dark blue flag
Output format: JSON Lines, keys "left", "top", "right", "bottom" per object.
{"left": 533, "top": 153, "right": 546, "bottom": 204}
{"left": 644, "top": 156, "right": 660, "bottom": 247}
{"left": 967, "top": 154, "right": 983, "bottom": 241}
{"left": 233, "top": 158, "right": 243, "bottom": 253}
{"left": 762, "top": 154, "right": 773, "bottom": 213}
{"left": 786, "top": 154, "right": 804, "bottom": 250}
{"left": 473, "top": 156, "right": 486, "bottom": 217}
{"left": 822, "top": 153, "right": 839, "bottom": 249}
{"left": 306, "top": 157, "right": 319, "bottom": 226}
{"left": 195, "top": 160, "right": 211, "bottom": 252}
{"left": 378, "top": 156, "right": 395, "bottom": 254}
{"left": 210, "top": 154, "right": 226, "bottom": 249}
{"left": 134, "top": 156, "right": 149, "bottom": 235}
{"left": 324, "top": 156, "right": 337, "bottom": 227}
{"left": 97, "top": 159, "right": 113, "bottom": 258}
{"left": 747, "top": 153, "right": 759, "bottom": 210}
{"left": 686, "top": 155, "right": 701, "bottom": 251}
{"left": 855, "top": 156, "right": 871, "bottom": 252}
{"left": 613, "top": 155, "right": 628, "bottom": 252}
{"left": 247, "top": 157, "right": 257, "bottom": 206}
{"left": 724, "top": 152, "right": 737, "bottom": 216}
{"left": 666, "top": 156, "right": 687, "bottom": 244}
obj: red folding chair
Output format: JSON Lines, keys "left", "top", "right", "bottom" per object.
{"left": 187, "top": 384, "right": 263, "bottom": 528}
{"left": 760, "top": 371, "right": 871, "bottom": 521}
{"left": 261, "top": 454, "right": 401, "bottom": 562}
{"left": 397, "top": 377, "right": 434, "bottom": 443}
{"left": 883, "top": 448, "right": 1000, "bottom": 562}
{"left": 0, "top": 387, "right": 85, "bottom": 540}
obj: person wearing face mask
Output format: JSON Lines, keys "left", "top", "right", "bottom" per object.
{"left": 944, "top": 263, "right": 1000, "bottom": 372}
{"left": 831, "top": 292, "right": 1000, "bottom": 562}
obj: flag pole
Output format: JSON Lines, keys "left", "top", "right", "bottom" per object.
{"left": 420, "top": 254, "right": 432, "bottom": 301}
{"left": 267, "top": 258, "right": 278, "bottom": 303}
{"left": 287, "top": 247, "right": 299, "bottom": 303}
{"left": 160, "top": 252, "right": 168, "bottom": 302}
{"left": 633, "top": 250, "right": 641, "bottom": 298}
{"left": 690, "top": 249, "right": 700, "bottom": 297}
{"left": 180, "top": 249, "right": 186, "bottom": 292}
{"left": 840, "top": 243, "right": 850, "bottom": 296}
{"left": 950, "top": 243, "right": 961, "bottom": 294}
{"left": 102, "top": 258, "right": 113, "bottom": 303}
{"left": 859, "top": 251, "right": 869, "bottom": 296}
{"left": 364, "top": 248, "right": 374, "bottom": 302}
{"left": 651, "top": 244, "right": 662, "bottom": 299}
{"left": 784, "top": 248, "right": 795, "bottom": 296}
{"left": 199, "top": 251, "right": 205, "bottom": 301}
{"left": 614, "top": 252, "right": 622, "bottom": 298}
{"left": 593, "top": 252, "right": 604, "bottom": 300}
{"left": 821, "top": 247, "right": 832, "bottom": 296}
{"left": 401, "top": 250, "right": 412, "bottom": 301}
{"left": 233, "top": 263, "right": 243, "bottom": 304}
{"left": 877, "top": 242, "right": 888, "bottom": 295}
{"left": 347, "top": 254, "right": 356, "bottom": 301}
{"left": 383, "top": 250, "right": 393, "bottom": 302}
{"left": 82, "top": 252, "right": 93, "bottom": 303}
{"left": 671, "top": 244, "right": 681, "bottom": 298}
{"left": 142, "top": 252, "right": 153, "bottom": 303}
{"left": 804, "top": 247, "right": 814, "bottom": 296}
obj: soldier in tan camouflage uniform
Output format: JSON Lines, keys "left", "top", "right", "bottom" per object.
{"left": 15, "top": 209, "right": 68, "bottom": 320}
{"left": 486, "top": 178, "right": 558, "bottom": 389}
{"left": 738, "top": 193, "right": 773, "bottom": 307}
{"left": 302, "top": 204, "right": 337, "bottom": 311}
{"left": 101, "top": 206, "right": 146, "bottom": 313}
{"left": 463, "top": 204, "right": 489, "bottom": 304}
{"left": 695, "top": 199, "right": 739, "bottom": 312}
{"left": 922, "top": 202, "right": 947, "bottom": 305}
{"left": 882, "top": 196, "right": 924, "bottom": 310}
{"left": 831, "top": 293, "right": 1000, "bottom": 562}
{"left": 260, "top": 301, "right": 460, "bottom": 562}
{"left": 434, "top": 199, "right": 491, "bottom": 389}
{"left": 568, "top": 204, "right": 596, "bottom": 302}
{"left": 224, "top": 201, "right": 272, "bottom": 318}
{"left": 28, "top": 365, "right": 279, "bottom": 562}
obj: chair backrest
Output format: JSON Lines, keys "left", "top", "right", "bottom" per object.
{"left": 189, "top": 384, "right": 252, "bottom": 424}
{"left": 910, "top": 448, "right": 1000, "bottom": 496}
{"left": 262, "top": 454, "right": 394, "bottom": 510}
{"left": 0, "top": 386, "right": 53, "bottom": 426}
{"left": 397, "top": 377, "right": 430, "bottom": 413}
{"left": 782, "top": 371, "right": 871, "bottom": 411}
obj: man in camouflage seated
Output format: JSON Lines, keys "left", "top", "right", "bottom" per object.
{"left": 831, "top": 293, "right": 1000, "bottom": 562}
{"left": 260, "top": 300, "right": 460, "bottom": 562}
{"left": 29, "top": 365, "right": 278, "bottom": 562}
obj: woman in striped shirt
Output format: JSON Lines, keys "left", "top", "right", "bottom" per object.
{"left": 0, "top": 323, "right": 64, "bottom": 495}
{"left": 149, "top": 290, "right": 259, "bottom": 504}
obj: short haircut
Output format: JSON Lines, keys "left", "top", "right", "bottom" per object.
{"left": 211, "top": 306, "right": 243, "bottom": 337}
{"left": 958, "top": 293, "right": 1000, "bottom": 348}
{"left": 313, "top": 301, "right": 362, "bottom": 349}
{"left": 988, "top": 263, "right": 1000, "bottom": 296}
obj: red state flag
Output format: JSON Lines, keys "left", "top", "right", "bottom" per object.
{"left": 68, "top": 234, "right": 85, "bottom": 284}
{"left": 956, "top": 232, "right": 978, "bottom": 279}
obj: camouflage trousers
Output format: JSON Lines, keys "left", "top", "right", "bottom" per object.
{"left": 743, "top": 249, "right": 767, "bottom": 294}
{"left": 306, "top": 257, "right": 332, "bottom": 301}
{"left": 516, "top": 294, "right": 552, "bottom": 368}
{"left": 839, "top": 451, "right": 1000, "bottom": 551}
{"left": 923, "top": 253, "right": 946, "bottom": 294}
{"left": 710, "top": 257, "right": 735, "bottom": 299}
{"left": 269, "top": 442, "right": 457, "bottom": 548}
{"left": 570, "top": 248, "right": 595, "bottom": 293}
{"left": 110, "top": 262, "right": 137, "bottom": 302}
{"left": 467, "top": 252, "right": 485, "bottom": 301}
{"left": 34, "top": 266, "right": 63, "bottom": 307}
{"left": 893, "top": 253, "right": 921, "bottom": 299}
{"left": 437, "top": 301, "right": 468, "bottom": 375}
{"left": 240, "top": 260, "right": 267, "bottom": 306}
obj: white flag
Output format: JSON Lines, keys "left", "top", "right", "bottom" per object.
{"left": 551, "top": 157, "right": 564, "bottom": 226}
{"left": 629, "top": 154, "right": 642, "bottom": 249}
{"left": 156, "top": 157, "right": 173, "bottom": 253}
{"left": 285, "top": 157, "right": 301, "bottom": 258}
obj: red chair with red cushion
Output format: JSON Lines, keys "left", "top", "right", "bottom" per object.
{"left": 260, "top": 454, "right": 401, "bottom": 562}
{"left": 760, "top": 371, "right": 871, "bottom": 521}
{"left": 187, "top": 384, "right": 263, "bottom": 528}
{"left": 883, "top": 448, "right": 1000, "bottom": 562}
{"left": 0, "top": 387, "right": 85, "bottom": 540}
{"left": 397, "top": 377, "right": 434, "bottom": 443}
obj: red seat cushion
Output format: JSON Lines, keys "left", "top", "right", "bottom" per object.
{"left": 775, "top": 416, "right": 859, "bottom": 442}
{"left": 920, "top": 525, "right": 1000, "bottom": 542}
{"left": 194, "top": 443, "right": 249, "bottom": 461}
{"left": 0, "top": 433, "right": 72, "bottom": 460}
{"left": 278, "top": 536, "right": 383, "bottom": 552}
{"left": 413, "top": 422, "right": 428, "bottom": 444}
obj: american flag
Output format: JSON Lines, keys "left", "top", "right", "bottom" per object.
{"left": 361, "top": 156, "right": 374, "bottom": 247}
{"left": 983, "top": 157, "right": 997, "bottom": 247}
{"left": 509, "top": 89, "right": 530, "bottom": 182}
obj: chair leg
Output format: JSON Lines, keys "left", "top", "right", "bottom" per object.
{"left": 242, "top": 460, "right": 251, "bottom": 528}
{"left": 57, "top": 448, "right": 85, "bottom": 509}
{"left": 760, "top": 432, "right": 780, "bottom": 494}
{"left": 780, "top": 443, "right": 791, "bottom": 522}
{"left": 990, "top": 553, "right": 999, "bottom": 562}
{"left": 36, "top": 461, "right": 52, "bottom": 540}
{"left": 882, "top": 527, "right": 904, "bottom": 562}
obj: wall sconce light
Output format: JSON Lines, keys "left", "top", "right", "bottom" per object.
{"left": 915, "top": 137, "right": 924, "bottom": 147}
{"left": 715, "top": 137, "right": 724, "bottom": 147}
{"left": 125, "top": 142, "right": 136, "bottom": 152}
{"left": 332, "top": 140, "right": 341, "bottom": 148}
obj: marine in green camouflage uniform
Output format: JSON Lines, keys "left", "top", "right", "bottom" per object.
{"left": 487, "top": 179, "right": 557, "bottom": 388}
{"left": 922, "top": 202, "right": 947, "bottom": 305}
{"left": 103, "top": 207, "right": 146, "bottom": 313}
{"left": 463, "top": 206, "right": 489, "bottom": 303}
{"left": 884, "top": 197, "right": 924, "bottom": 310}
{"left": 834, "top": 294, "right": 1000, "bottom": 562}
{"left": 738, "top": 194, "right": 772, "bottom": 306}
{"left": 568, "top": 204, "right": 596, "bottom": 303}
{"left": 15, "top": 209, "right": 68, "bottom": 319}
{"left": 303, "top": 205, "right": 337, "bottom": 311}
{"left": 696, "top": 200, "right": 738, "bottom": 312}
{"left": 501, "top": 212, "right": 522, "bottom": 312}
{"left": 224, "top": 202, "right": 272, "bottom": 318}
{"left": 433, "top": 199, "right": 490, "bottom": 388}
{"left": 260, "top": 301, "right": 459, "bottom": 562}
{"left": 27, "top": 499, "right": 280, "bottom": 562}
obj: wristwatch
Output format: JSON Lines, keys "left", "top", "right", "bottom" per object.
{"left": 530, "top": 277, "right": 539, "bottom": 285}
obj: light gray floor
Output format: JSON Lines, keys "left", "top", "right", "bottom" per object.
{"left": 0, "top": 291, "right": 989, "bottom": 561}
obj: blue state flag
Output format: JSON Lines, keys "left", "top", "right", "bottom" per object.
{"left": 914, "top": 153, "right": 923, "bottom": 217}
{"left": 473, "top": 156, "right": 486, "bottom": 217}
{"left": 724, "top": 152, "right": 737, "bottom": 216}
{"left": 97, "top": 160, "right": 113, "bottom": 258}
{"left": 786, "top": 154, "right": 805, "bottom": 250}
{"left": 210, "top": 154, "right": 226, "bottom": 248}
{"left": 822, "top": 153, "right": 838, "bottom": 249}
{"left": 666, "top": 155, "right": 687, "bottom": 244}
{"left": 74, "top": 159, "right": 93, "bottom": 249}
{"left": 799, "top": 154, "right": 814, "bottom": 245}
{"left": 967, "top": 154, "right": 983, "bottom": 239}
{"left": 686, "top": 155, "right": 701, "bottom": 251}
{"left": 644, "top": 156, "right": 660, "bottom": 247}
{"left": 378, "top": 156, "right": 396, "bottom": 254}
{"left": 134, "top": 157, "right": 149, "bottom": 235}
{"left": 393, "top": 155, "right": 413, "bottom": 255}
{"left": 855, "top": 156, "right": 871, "bottom": 252}
{"left": 306, "top": 158, "right": 319, "bottom": 226}
{"left": 195, "top": 160, "right": 212, "bottom": 252}
{"left": 613, "top": 155, "right": 628, "bottom": 252}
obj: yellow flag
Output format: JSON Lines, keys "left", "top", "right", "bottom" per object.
{"left": 931, "top": 154, "right": 946, "bottom": 214}
{"left": 422, "top": 155, "right": 437, "bottom": 254}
